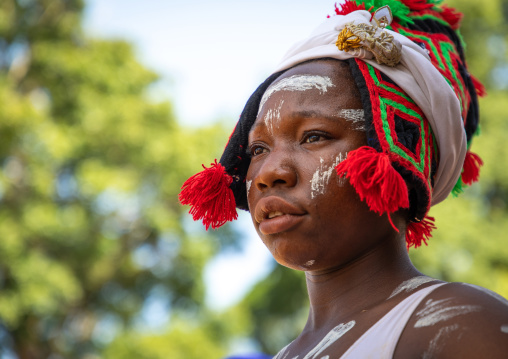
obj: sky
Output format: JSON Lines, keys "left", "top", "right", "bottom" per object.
{"left": 84, "top": 0, "right": 340, "bottom": 126}
{"left": 83, "top": 0, "right": 341, "bottom": 310}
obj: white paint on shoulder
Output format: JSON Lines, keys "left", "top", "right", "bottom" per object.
{"left": 462, "top": 283, "right": 508, "bottom": 305}
{"left": 305, "top": 260, "right": 315, "bottom": 267}
{"left": 246, "top": 180, "right": 252, "bottom": 198}
{"left": 388, "top": 276, "right": 435, "bottom": 299}
{"left": 422, "top": 324, "right": 459, "bottom": 359}
{"left": 501, "top": 324, "right": 508, "bottom": 334}
{"left": 338, "top": 109, "right": 366, "bottom": 131}
{"left": 263, "top": 99, "right": 284, "bottom": 134}
{"left": 302, "top": 320, "right": 355, "bottom": 359}
{"left": 258, "top": 75, "right": 335, "bottom": 115}
{"left": 310, "top": 153, "right": 347, "bottom": 199}
{"left": 414, "top": 298, "right": 481, "bottom": 328}
{"left": 273, "top": 342, "right": 293, "bottom": 359}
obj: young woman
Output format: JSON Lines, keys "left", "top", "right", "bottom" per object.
{"left": 180, "top": 1, "right": 508, "bottom": 357}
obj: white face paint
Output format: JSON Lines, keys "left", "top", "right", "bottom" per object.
{"left": 258, "top": 75, "right": 335, "bottom": 115}
{"left": 246, "top": 180, "right": 252, "bottom": 197}
{"left": 414, "top": 298, "right": 481, "bottom": 328}
{"left": 338, "top": 109, "right": 366, "bottom": 131}
{"left": 422, "top": 324, "right": 459, "bottom": 359}
{"left": 388, "top": 276, "right": 435, "bottom": 299}
{"left": 263, "top": 99, "right": 284, "bottom": 135}
{"left": 462, "top": 283, "right": 508, "bottom": 305}
{"left": 302, "top": 321, "right": 356, "bottom": 359}
{"left": 501, "top": 324, "right": 508, "bottom": 334}
{"left": 310, "top": 153, "right": 347, "bottom": 199}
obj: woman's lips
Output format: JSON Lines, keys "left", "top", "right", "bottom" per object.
{"left": 259, "top": 213, "right": 305, "bottom": 235}
{"left": 254, "top": 196, "right": 306, "bottom": 235}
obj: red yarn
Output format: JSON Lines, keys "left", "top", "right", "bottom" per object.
{"left": 406, "top": 216, "right": 436, "bottom": 249}
{"left": 440, "top": 5, "right": 463, "bottom": 30}
{"left": 400, "top": 0, "right": 434, "bottom": 11}
{"left": 471, "top": 75, "right": 487, "bottom": 97}
{"left": 336, "top": 146, "right": 409, "bottom": 231}
{"left": 461, "top": 151, "right": 483, "bottom": 186}
{"left": 179, "top": 160, "right": 238, "bottom": 230}
{"left": 334, "top": 0, "right": 366, "bottom": 16}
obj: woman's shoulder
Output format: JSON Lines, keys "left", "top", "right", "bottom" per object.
{"left": 395, "top": 282, "right": 508, "bottom": 358}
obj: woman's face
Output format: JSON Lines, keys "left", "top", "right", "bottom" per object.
{"left": 246, "top": 59, "right": 398, "bottom": 271}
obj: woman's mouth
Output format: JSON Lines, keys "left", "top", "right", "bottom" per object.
{"left": 267, "top": 211, "right": 284, "bottom": 219}
{"left": 259, "top": 213, "right": 305, "bottom": 235}
{"left": 255, "top": 197, "right": 306, "bottom": 235}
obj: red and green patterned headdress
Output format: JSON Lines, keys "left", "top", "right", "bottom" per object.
{"left": 179, "top": 0, "right": 484, "bottom": 248}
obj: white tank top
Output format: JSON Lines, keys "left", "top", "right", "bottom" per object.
{"left": 273, "top": 283, "right": 445, "bottom": 359}
{"left": 339, "top": 283, "right": 445, "bottom": 358}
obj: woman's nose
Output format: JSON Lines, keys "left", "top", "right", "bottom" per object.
{"left": 254, "top": 149, "right": 297, "bottom": 191}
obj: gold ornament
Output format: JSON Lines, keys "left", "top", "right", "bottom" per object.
{"left": 336, "top": 27, "right": 362, "bottom": 51}
{"left": 335, "top": 5, "right": 402, "bottom": 67}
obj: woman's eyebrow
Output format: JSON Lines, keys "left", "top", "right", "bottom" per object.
{"left": 338, "top": 109, "right": 365, "bottom": 131}
{"left": 249, "top": 108, "right": 364, "bottom": 137}
{"left": 288, "top": 109, "right": 342, "bottom": 122}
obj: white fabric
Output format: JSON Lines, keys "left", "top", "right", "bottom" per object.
{"left": 340, "top": 283, "right": 445, "bottom": 358}
{"left": 271, "top": 11, "right": 466, "bottom": 206}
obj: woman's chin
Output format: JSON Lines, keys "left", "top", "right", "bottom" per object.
{"left": 271, "top": 250, "right": 322, "bottom": 271}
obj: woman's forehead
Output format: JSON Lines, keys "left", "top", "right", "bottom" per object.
{"left": 251, "top": 60, "right": 363, "bottom": 134}
{"left": 257, "top": 74, "right": 336, "bottom": 116}
{"left": 261, "top": 60, "right": 359, "bottom": 106}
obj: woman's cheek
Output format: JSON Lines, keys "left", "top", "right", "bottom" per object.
{"left": 309, "top": 152, "right": 348, "bottom": 200}
{"left": 246, "top": 179, "right": 253, "bottom": 209}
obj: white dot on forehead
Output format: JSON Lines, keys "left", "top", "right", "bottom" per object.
{"left": 258, "top": 74, "right": 335, "bottom": 115}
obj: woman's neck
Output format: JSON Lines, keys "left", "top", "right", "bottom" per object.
{"left": 303, "top": 235, "right": 421, "bottom": 330}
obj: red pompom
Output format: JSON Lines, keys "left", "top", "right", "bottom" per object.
{"left": 471, "top": 75, "right": 487, "bottom": 97}
{"left": 179, "top": 160, "right": 238, "bottom": 230}
{"left": 336, "top": 146, "right": 409, "bottom": 231}
{"left": 461, "top": 151, "right": 483, "bottom": 186}
{"left": 406, "top": 216, "right": 436, "bottom": 249}
{"left": 440, "top": 5, "right": 463, "bottom": 30}
{"left": 401, "top": 0, "right": 434, "bottom": 11}
{"left": 334, "top": 0, "right": 366, "bottom": 16}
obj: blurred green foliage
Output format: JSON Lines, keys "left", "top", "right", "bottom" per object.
{"left": 0, "top": 0, "right": 507, "bottom": 358}
{"left": 0, "top": 0, "right": 239, "bottom": 358}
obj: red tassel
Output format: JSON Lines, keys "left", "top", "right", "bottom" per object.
{"left": 406, "top": 216, "right": 436, "bottom": 249}
{"left": 179, "top": 160, "right": 238, "bottom": 230}
{"left": 461, "top": 151, "right": 483, "bottom": 186}
{"left": 400, "top": 0, "right": 434, "bottom": 11}
{"left": 471, "top": 75, "right": 487, "bottom": 97}
{"left": 336, "top": 146, "right": 409, "bottom": 231}
{"left": 334, "top": 0, "right": 366, "bottom": 16}
{"left": 440, "top": 5, "right": 463, "bottom": 30}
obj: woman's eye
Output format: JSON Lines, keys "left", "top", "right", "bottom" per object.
{"left": 306, "top": 135, "right": 321, "bottom": 143}
{"left": 304, "top": 134, "right": 327, "bottom": 143}
{"left": 250, "top": 146, "right": 267, "bottom": 156}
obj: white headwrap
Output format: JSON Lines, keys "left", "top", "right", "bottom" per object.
{"left": 270, "top": 10, "right": 466, "bottom": 206}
